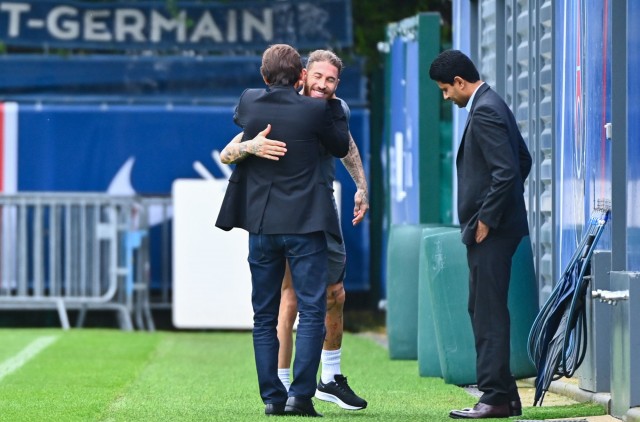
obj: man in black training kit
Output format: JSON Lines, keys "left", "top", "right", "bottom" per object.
{"left": 429, "top": 50, "right": 532, "bottom": 419}
{"left": 216, "top": 44, "right": 350, "bottom": 417}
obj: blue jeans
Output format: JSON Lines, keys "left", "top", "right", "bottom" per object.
{"left": 248, "top": 232, "right": 328, "bottom": 404}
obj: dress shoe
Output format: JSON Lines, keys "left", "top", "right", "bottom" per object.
{"left": 284, "top": 397, "right": 323, "bottom": 417}
{"left": 264, "top": 403, "right": 286, "bottom": 416}
{"left": 449, "top": 402, "right": 510, "bottom": 419}
{"left": 509, "top": 400, "right": 522, "bottom": 416}
{"left": 458, "top": 399, "right": 522, "bottom": 416}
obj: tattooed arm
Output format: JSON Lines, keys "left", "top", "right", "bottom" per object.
{"left": 340, "top": 133, "right": 369, "bottom": 226}
{"left": 219, "top": 124, "right": 287, "bottom": 164}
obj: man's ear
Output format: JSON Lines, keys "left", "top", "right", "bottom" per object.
{"left": 294, "top": 69, "right": 307, "bottom": 91}
{"left": 453, "top": 76, "right": 465, "bottom": 89}
{"left": 299, "top": 68, "right": 307, "bottom": 85}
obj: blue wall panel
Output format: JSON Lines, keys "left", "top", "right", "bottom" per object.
{"left": 627, "top": 0, "right": 640, "bottom": 271}
{"left": 386, "top": 37, "right": 422, "bottom": 225}
{"left": 554, "top": 0, "right": 612, "bottom": 277}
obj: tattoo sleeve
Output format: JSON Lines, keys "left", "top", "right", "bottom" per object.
{"left": 340, "top": 134, "right": 368, "bottom": 191}
{"left": 220, "top": 132, "right": 250, "bottom": 164}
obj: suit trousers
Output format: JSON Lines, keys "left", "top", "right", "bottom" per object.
{"left": 248, "top": 231, "right": 328, "bottom": 404}
{"left": 466, "top": 234, "right": 521, "bottom": 405}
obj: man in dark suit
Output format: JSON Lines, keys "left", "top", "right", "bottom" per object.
{"left": 219, "top": 49, "right": 369, "bottom": 412}
{"left": 216, "top": 44, "right": 350, "bottom": 417}
{"left": 429, "top": 50, "right": 532, "bottom": 419}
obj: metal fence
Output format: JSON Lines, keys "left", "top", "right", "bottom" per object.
{"left": 0, "top": 193, "right": 172, "bottom": 330}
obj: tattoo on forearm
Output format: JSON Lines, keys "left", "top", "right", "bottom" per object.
{"left": 221, "top": 142, "right": 251, "bottom": 164}
{"left": 357, "top": 189, "right": 369, "bottom": 205}
{"left": 341, "top": 136, "right": 368, "bottom": 191}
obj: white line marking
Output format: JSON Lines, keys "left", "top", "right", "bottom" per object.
{"left": 0, "top": 335, "right": 59, "bottom": 382}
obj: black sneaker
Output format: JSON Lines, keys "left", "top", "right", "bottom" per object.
{"left": 315, "top": 374, "right": 367, "bottom": 410}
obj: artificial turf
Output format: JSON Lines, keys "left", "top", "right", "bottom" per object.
{"left": 0, "top": 329, "right": 605, "bottom": 421}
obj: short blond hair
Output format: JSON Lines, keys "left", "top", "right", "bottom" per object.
{"left": 306, "top": 49, "right": 343, "bottom": 75}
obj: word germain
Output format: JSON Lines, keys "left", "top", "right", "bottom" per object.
{"left": 0, "top": 1, "right": 350, "bottom": 51}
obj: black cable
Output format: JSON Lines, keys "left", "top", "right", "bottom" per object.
{"left": 527, "top": 205, "right": 610, "bottom": 406}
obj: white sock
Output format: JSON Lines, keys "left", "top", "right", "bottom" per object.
{"left": 278, "top": 368, "right": 291, "bottom": 391}
{"left": 321, "top": 348, "right": 342, "bottom": 384}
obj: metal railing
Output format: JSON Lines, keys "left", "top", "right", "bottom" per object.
{"left": 0, "top": 193, "right": 172, "bottom": 330}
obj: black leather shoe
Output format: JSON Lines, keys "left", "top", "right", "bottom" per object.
{"left": 449, "top": 402, "right": 510, "bottom": 419}
{"left": 509, "top": 400, "right": 522, "bottom": 416}
{"left": 284, "top": 397, "right": 323, "bottom": 417}
{"left": 265, "top": 403, "right": 286, "bottom": 416}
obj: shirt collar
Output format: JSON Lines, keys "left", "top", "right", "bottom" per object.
{"left": 465, "top": 82, "right": 485, "bottom": 113}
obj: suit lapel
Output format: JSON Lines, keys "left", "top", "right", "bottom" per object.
{"left": 457, "top": 84, "right": 491, "bottom": 163}
{"left": 461, "top": 110, "right": 472, "bottom": 142}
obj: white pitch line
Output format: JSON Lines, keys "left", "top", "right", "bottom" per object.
{"left": 0, "top": 335, "right": 59, "bottom": 382}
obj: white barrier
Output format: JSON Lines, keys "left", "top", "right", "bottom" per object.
{"left": 171, "top": 179, "right": 253, "bottom": 329}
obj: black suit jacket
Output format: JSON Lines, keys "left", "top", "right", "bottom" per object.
{"left": 215, "top": 85, "right": 350, "bottom": 242}
{"left": 457, "top": 84, "right": 532, "bottom": 245}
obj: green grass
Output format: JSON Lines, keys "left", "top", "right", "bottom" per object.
{"left": 0, "top": 329, "right": 605, "bottom": 421}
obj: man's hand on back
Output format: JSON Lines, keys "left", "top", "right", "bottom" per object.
{"left": 247, "top": 124, "right": 288, "bottom": 161}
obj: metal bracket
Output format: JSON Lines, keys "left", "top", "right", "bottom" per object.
{"left": 592, "top": 288, "right": 630, "bottom": 304}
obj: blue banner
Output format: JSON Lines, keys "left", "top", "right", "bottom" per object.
{"left": 0, "top": 0, "right": 352, "bottom": 51}
{"left": 0, "top": 102, "right": 370, "bottom": 291}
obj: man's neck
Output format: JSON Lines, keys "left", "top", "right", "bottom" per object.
{"left": 465, "top": 81, "right": 485, "bottom": 112}
{"left": 467, "top": 80, "right": 483, "bottom": 93}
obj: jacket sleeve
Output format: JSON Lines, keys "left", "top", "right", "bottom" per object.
{"left": 518, "top": 133, "right": 532, "bottom": 182}
{"left": 473, "top": 105, "right": 520, "bottom": 230}
{"left": 318, "top": 99, "right": 350, "bottom": 158}
{"left": 233, "top": 89, "right": 250, "bottom": 129}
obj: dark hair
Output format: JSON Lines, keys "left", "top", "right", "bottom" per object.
{"left": 306, "top": 49, "right": 343, "bottom": 75}
{"left": 429, "top": 49, "right": 480, "bottom": 84}
{"left": 260, "top": 44, "right": 303, "bottom": 86}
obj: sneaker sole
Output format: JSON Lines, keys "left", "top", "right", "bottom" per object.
{"left": 314, "top": 389, "right": 366, "bottom": 410}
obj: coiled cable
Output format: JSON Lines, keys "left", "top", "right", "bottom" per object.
{"left": 527, "top": 204, "right": 610, "bottom": 406}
